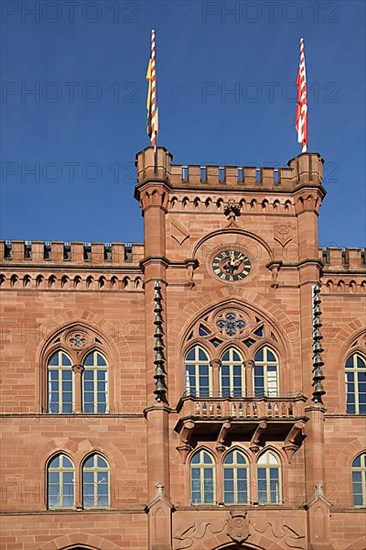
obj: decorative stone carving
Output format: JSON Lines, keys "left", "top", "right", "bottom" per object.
{"left": 267, "top": 260, "right": 282, "bottom": 289}
{"left": 173, "top": 513, "right": 307, "bottom": 550}
{"left": 224, "top": 199, "right": 241, "bottom": 220}
{"left": 68, "top": 331, "right": 88, "bottom": 349}
{"left": 216, "top": 312, "right": 246, "bottom": 337}
{"left": 227, "top": 511, "right": 250, "bottom": 543}
{"left": 251, "top": 520, "right": 306, "bottom": 549}
{"left": 72, "top": 363, "right": 84, "bottom": 374}
{"left": 173, "top": 519, "right": 227, "bottom": 550}
{"left": 171, "top": 219, "right": 190, "bottom": 246}
{"left": 274, "top": 222, "right": 293, "bottom": 248}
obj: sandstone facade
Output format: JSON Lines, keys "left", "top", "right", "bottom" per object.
{"left": 0, "top": 147, "right": 365, "bottom": 550}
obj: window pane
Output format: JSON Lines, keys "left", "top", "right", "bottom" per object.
{"left": 354, "top": 493, "right": 363, "bottom": 506}
{"left": 49, "top": 354, "right": 59, "bottom": 366}
{"left": 61, "top": 353, "right": 72, "bottom": 365}
{"left": 84, "top": 473, "right": 95, "bottom": 486}
{"left": 353, "top": 456, "right": 361, "bottom": 467}
{"left": 48, "top": 484, "right": 58, "bottom": 496}
{"left": 255, "top": 349, "right": 264, "bottom": 361}
{"left": 63, "top": 491, "right": 74, "bottom": 507}
{"left": 97, "top": 456, "right": 107, "bottom": 468}
{"left": 84, "top": 353, "right": 93, "bottom": 366}
{"left": 48, "top": 496, "right": 59, "bottom": 508}
{"left": 203, "top": 453, "right": 212, "bottom": 465}
{"left": 97, "top": 403, "right": 107, "bottom": 413}
{"left": 352, "top": 471, "right": 362, "bottom": 482}
{"left": 224, "top": 453, "right": 233, "bottom": 465}
{"left": 63, "top": 472, "right": 74, "bottom": 483}
{"left": 97, "top": 353, "right": 107, "bottom": 366}
{"left": 186, "top": 349, "right": 195, "bottom": 361}
{"left": 237, "top": 453, "right": 246, "bottom": 465}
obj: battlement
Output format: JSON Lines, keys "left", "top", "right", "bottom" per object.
{"left": 0, "top": 240, "right": 144, "bottom": 265}
{"left": 319, "top": 247, "right": 366, "bottom": 271}
{"left": 135, "top": 147, "right": 324, "bottom": 193}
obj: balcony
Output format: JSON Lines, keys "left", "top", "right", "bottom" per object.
{"left": 174, "top": 395, "right": 308, "bottom": 462}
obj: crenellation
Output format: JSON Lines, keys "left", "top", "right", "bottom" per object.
{"left": 0, "top": 240, "right": 145, "bottom": 265}
{"left": 135, "top": 147, "right": 324, "bottom": 193}
{"left": 320, "top": 247, "right": 366, "bottom": 271}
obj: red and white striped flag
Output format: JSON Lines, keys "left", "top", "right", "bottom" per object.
{"left": 295, "top": 37, "right": 308, "bottom": 153}
{"left": 146, "top": 29, "right": 158, "bottom": 149}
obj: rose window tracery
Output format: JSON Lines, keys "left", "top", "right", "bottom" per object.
{"left": 216, "top": 312, "right": 246, "bottom": 337}
{"left": 187, "top": 308, "right": 270, "bottom": 348}
{"left": 68, "top": 331, "right": 88, "bottom": 349}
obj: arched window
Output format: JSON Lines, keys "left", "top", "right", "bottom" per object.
{"left": 223, "top": 449, "right": 249, "bottom": 504}
{"left": 82, "top": 351, "right": 108, "bottom": 413}
{"left": 257, "top": 450, "right": 281, "bottom": 504}
{"left": 220, "top": 348, "right": 244, "bottom": 398}
{"left": 190, "top": 450, "right": 215, "bottom": 504}
{"left": 185, "top": 346, "right": 211, "bottom": 397}
{"left": 345, "top": 353, "right": 366, "bottom": 414}
{"left": 82, "top": 454, "right": 110, "bottom": 508}
{"left": 47, "top": 454, "right": 74, "bottom": 509}
{"left": 254, "top": 346, "right": 279, "bottom": 397}
{"left": 47, "top": 351, "right": 73, "bottom": 413}
{"left": 352, "top": 453, "right": 366, "bottom": 507}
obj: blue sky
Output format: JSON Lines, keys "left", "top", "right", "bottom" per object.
{"left": 1, "top": 0, "right": 365, "bottom": 247}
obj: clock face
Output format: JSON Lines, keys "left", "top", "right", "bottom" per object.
{"left": 212, "top": 250, "right": 251, "bottom": 282}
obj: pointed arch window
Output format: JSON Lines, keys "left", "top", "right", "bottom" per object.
{"left": 254, "top": 346, "right": 279, "bottom": 397}
{"left": 185, "top": 346, "right": 211, "bottom": 397}
{"left": 82, "top": 454, "right": 110, "bottom": 508}
{"left": 257, "top": 451, "right": 281, "bottom": 504}
{"left": 82, "top": 351, "right": 108, "bottom": 413}
{"left": 190, "top": 450, "right": 215, "bottom": 504}
{"left": 352, "top": 453, "right": 366, "bottom": 507}
{"left": 223, "top": 449, "right": 249, "bottom": 504}
{"left": 220, "top": 348, "right": 244, "bottom": 398}
{"left": 345, "top": 353, "right": 366, "bottom": 414}
{"left": 47, "top": 454, "right": 74, "bottom": 509}
{"left": 47, "top": 351, "right": 73, "bottom": 413}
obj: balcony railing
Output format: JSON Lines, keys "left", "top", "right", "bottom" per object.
{"left": 174, "top": 395, "right": 308, "bottom": 463}
{"left": 176, "top": 395, "right": 307, "bottom": 421}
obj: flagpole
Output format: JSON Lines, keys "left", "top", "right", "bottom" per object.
{"left": 152, "top": 29, "right": 158, "bottom": 176}
{"left": 146, "top": 29, "right": 159, "bottom": 171}
{"left": 295, "top": 37, "right": 308, "bottom": 153}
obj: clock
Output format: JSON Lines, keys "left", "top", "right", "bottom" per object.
{"left": 212, "top": 249, "right": 251, "bottom": 282}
